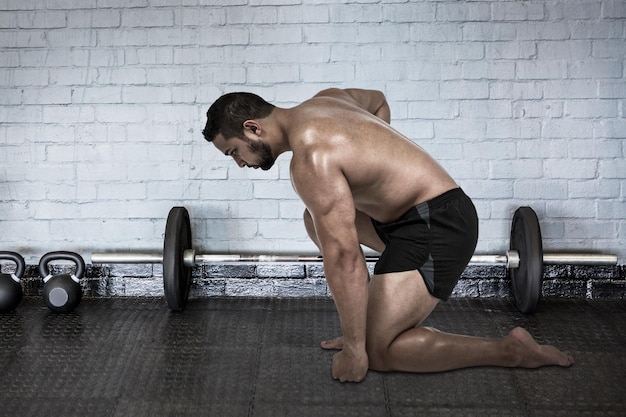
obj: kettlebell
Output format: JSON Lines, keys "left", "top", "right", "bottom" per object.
{"left": 38, "top": 251, "right": 85, "bottom": 313}
{"left": 0, "top": 251, "right": 26, "bottom": 313}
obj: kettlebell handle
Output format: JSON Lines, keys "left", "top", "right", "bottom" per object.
{"left": 0, "top": 251, "right": 26, "bottom": 280}
{"left": 38, "top": 251, "right": 85, "bottom": 281}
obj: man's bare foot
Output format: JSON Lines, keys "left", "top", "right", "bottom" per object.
{"left": 321, "top": 336, "right": 343, "bottom": 350}
{"left": 507, "top": 327, "right": 574, "bottom": 368}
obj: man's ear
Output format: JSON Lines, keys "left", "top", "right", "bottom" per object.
{"left": 243, "top": 120, "right": 261, "bottom": 137}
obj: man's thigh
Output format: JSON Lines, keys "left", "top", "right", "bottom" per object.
{"left": 354, "top": 209, "right": 385, "bottom": 253}
{"left": 366, "top": 269, "right": 439, "bottom": 347}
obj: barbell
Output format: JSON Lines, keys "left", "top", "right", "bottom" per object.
{"left": 90, "top": 206, "right": 618, "bottom": 314}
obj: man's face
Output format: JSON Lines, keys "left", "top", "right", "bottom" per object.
{"left": 213, "top": 133, "right": 275, "bottom": 171}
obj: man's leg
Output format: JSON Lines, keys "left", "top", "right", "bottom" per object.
{"left": 365, "top": 269, "right": 574, "bottom": 372}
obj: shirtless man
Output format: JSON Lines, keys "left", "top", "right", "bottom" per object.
{"left": 202, "top": 88, "right": 574, "bottom": 383}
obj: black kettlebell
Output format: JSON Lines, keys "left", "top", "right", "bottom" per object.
{"left": 38, "top": 251, "right": 85, "bottom": 313}
{"left": 0, "top": 251, "right": 26, "bottom": 313}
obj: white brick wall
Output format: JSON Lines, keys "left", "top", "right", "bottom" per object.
{"left": 0, "top": 0, "right": 624, "bottom": 264}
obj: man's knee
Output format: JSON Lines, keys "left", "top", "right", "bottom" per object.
{"left": 367, "top": 327, "right": 438, "bottom": 372}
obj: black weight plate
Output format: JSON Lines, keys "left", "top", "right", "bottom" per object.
{"left": 509, "top": 206, "right": 543, "bottom": 314}
{"left": 163, "top": 206, "right": 192, "bottom": 311}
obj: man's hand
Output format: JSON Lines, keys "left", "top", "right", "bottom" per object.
{"left": 331, "top": 348, "right": 369, "bottom": 383}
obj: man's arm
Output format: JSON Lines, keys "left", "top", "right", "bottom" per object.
{"left": 291, "top": 147, "right": 370, "bottom": 382}
{"left": 315, "top": 88, "right": 391, "bottom": 123}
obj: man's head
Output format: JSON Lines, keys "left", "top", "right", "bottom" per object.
{"left": 202, "top": 92, "right": 275, "bottom": 143}
{"left": 203, "top": 92, "right": 277, "bottom": 170}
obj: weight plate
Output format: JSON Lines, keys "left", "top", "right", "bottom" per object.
{"left": 163, "top": 206, "right": 192, "bottom": 311}
{"left": 509, "top": 206, "right": 543, "bottom": 314}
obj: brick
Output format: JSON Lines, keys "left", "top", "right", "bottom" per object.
{"left": 0, "top": 88, "right": 23, "bottom": 105}
{"left": 258, "top": 220, "right": 307, "bottom": 239}
{"left": 278, "top": 5, "right": 328, "bottom": 23}
{"left": 72, "top": 87, "right": 122, "bottom": 104}
{"left": 250, "top": 26, "right": 301, "bottom": 44}
{"left": 0, "top": 106, "right": 43, "bottom": 123}
{"left": 543, "top": 119, "right": 594, "bottom": 139}
{"left": 408, "top": 101, "right": 459, "bottom": 119}
{"left": 544, "top": 158, "right": 597, "bottom": 179}
{"left": 98, "top": 0, "right": 148, "bottom": 7}
{"left": 598, "top": 200, "right": 626, "bottom": 220}
{"left": 146, "top": 67, "right": 194, "bottom": 84}
{"left": 489, "top": 159, "right": 543, "bottom": 179}
{"left": 410, "top": 23, "right": 463, "bottom": 42}
{"left": 513, "top": 180, "right": 569, "bottom": 200}
{"left": 547, "top": 1, "right": 602, "bottom": 20}
{"left": 544, "top": 80, "right": 598, "bottom": 99}
{"left": 464, "top": 141, "right": 517, "bottom": 160}
{"left": 13, "top": 68, "right": 48, "bottom": 86}
{"left": 537, "top": 41, "right": 593, "bottom": 60}
{"left": 383, "top": 3, "right": 436, "bottom": 23}
{"left": 121, "top": 9, "right": 174, "bottom": 27}
{"left": 23, "top": 87, "right": 72, "bottom": 105}
{"left": 598, "top": 159, "right": 626, "bottom": 178}
{"left": 571, "top": 22, "right": 624, "bottom": 40}
{"left": 440, "top": 81, "right": 489, "bottom": 99}
{"left": 330, "top": 4, "right": 384, "bottom": 23}
{"left": 96, "top": 105, "right": 146, "bottom": 123}
{"left": 462, "top": 23, "right": 516, "bottom": 41}
{"left": 98, "top": 29, "right": 149, "bottom": 46}
{"left": 486, "top": 41, "right": 536, "bottom": 60}
{"left": 568, "top": 60, "right": 623, "bottom": 79}
{"left": 47, "top": 0, "right": 97, "bottom": 8}
{"left": 513, "top": 101, "right": 564, "bottom": 119}
{"left": 569, "top": 139, "right": 623, "bottom": 158}
{"left": 67, "top": 10, "right": 120, "bottom": 28}
{"left": 568, "top": 179, "right": 621, "bottom": 198}
{"left": 227, "top": 6, "right": 277, "bottom": 24}
{"left": 97, "top": 68, "right": 147, "bottom": 85}
{"left": 602, "top": 0, "right": 626, "bottom": 18}
{"left": 463, "top": 61, "right": 515, "bottom": 80}
{"left": 566, "top": 100, "right": 618, "bottom": 118}
{"left": 516, "top": 22, "right": 570, "bottom": 41}
{"left": 46, "top": 29, "right": 97, "bottom": 47}
{"left": 434, "top": 120, "right": 487, "bottom": 140}
{"left": 300, "top": 63, "right": 354, "bottom": 82}
{"left": 304, "top": 25, "right": 358, "bottom": 44}
{"left": 446, "top": 159, "right": 489, "bottom": 180}
{"left": 436, "top": 2, "right": 490, "bottom": 22}
{"left": 516, "top": 61, "right": 566, "bottom": 80}
{"left": 492, "top": 2, "right": 544, "bottom": 21}
{"left": 598, "top": 81, "right": 626, "bottom": 99}
{"left": 253, "top": 181, "right": 298, "bottom": 200}
{"left": 50, "top": 68, "right": 98, "bottom": 85}
{"left": 18, "top": 11, "right": 66, "bottom": 28}
{"left": 0, "top": 12, "right": 17, "bottom": 28}
{"left": 490, "top": 82, "right": 543, "bottom": 100}
{"left": 486, "top": 119, "right": 541, "bottom": 139}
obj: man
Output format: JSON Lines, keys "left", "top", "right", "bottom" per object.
{"left": 202, "top": 88, "right": 574, "bottom": 383}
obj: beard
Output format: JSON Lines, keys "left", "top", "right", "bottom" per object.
{"left": 248, "top": 139, "right": 275, "bottom": 170}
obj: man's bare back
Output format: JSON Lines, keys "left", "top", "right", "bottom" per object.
{"left": 203, "top": 88, "right": 573, "bottom": 383}
{"left": 287, "top": 88, "right": 458, "bottom": 223}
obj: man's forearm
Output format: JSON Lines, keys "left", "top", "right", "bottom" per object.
{"left": 323, "top": 253, "right": 370, "bottom": 352}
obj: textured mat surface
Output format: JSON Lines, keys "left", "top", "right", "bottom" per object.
{"left": 0, "top": 297, "right": 624, "bottom": 417}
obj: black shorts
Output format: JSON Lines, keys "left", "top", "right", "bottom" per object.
{"left": 371, "top": 188, "right": 479, "bottom": 301}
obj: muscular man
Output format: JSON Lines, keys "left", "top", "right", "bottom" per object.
{"left": 202, "top": 88, "right": 574, "bottom": 383}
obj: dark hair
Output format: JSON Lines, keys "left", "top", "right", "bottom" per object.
{"left": 202, "top": 92, "right": 275, "bottom": 142}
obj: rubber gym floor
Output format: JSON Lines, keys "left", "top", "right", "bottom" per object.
{"left": 0, "top": 296, "right": 624, "bottom": 417}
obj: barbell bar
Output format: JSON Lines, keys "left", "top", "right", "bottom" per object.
{"left": 91, "top": 206, "right": 617, "bottom": 314}
{"left": 90, "top": 251, "right": 617, "bottom": 267}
